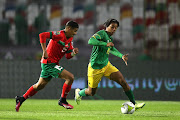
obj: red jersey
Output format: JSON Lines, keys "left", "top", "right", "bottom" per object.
{"left": 39, "top": 30, "right": 74, "bottom": 64}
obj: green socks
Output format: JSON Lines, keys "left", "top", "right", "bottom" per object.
{"left": 79, "top": 89, "right": 135, "bottom": 104}
{"left": 125, "top": 90, "right": 136, "bottom": 105}
{"left": 79, "top": 88, "right": 87, "bottom": 97}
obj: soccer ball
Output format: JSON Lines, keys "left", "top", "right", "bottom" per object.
{"left": 121, "top": 102, "right": 135, "bottom": 114}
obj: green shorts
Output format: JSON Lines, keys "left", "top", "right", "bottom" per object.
{"left": 40, "top": 63, "right": 64, "bottom": 81}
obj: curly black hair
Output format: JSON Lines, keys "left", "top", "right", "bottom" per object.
{"left": 104, "top": 18, "right": 119, "bottom": 28}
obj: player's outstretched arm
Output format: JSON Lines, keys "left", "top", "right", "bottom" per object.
{"left": 109, "top": 47, "right": 123, "bottom": 58}
{"left": 109, "top": 47, "right": 128, "bottom": 66}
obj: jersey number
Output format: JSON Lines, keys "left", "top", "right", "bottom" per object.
{"left": 54, "top": 65, "right": 63, "bottom": 71}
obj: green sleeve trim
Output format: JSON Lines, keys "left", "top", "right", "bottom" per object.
{"left": 66, "top": 49, "right": 73, "bottom": 53}
{"left": 58, "top": 40, "right": 65, "bottom": 46}
{"left": 50, "top": 32, "right": 53, "bottom": 39}
{"left": 110, "top": 47, "right": 123, "bottom": 58}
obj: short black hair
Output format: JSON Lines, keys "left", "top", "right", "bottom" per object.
{"left": 104, "top": 18, "right": 119, "bottom": 28}
{"left": 66, "top": 21, "right": 79, "bottom": 29}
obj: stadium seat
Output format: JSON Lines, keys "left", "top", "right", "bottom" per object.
{"left": 169, "top": 25, "right": 180, "bottom": 37}
{"left": 133, "top": 33, "right": 144, "bottom": 41}
{"left": 156, "top": 0, "right": 166, "bottom": 4}
{"left": 50, "top": 5, "right": 61, "bottom": 19}
{"left": 74, "top": 18, "right": 84, "bottom": 24}
{"left": 133, "top": 18, "right": 143, "bottom": 26}
{"left": 155, "top": 11, "right": 168, "bottom": 24}
{"left": 121, "top": 18, "right": 132, "bottom": 30}
{"left": 61, "top": 18, "right": 71, "bottom": 26}
{"left": 120, "top": 3, "right": 132, "bottom": 13}
{"left": 167, "top": 0, "right": 178, "bottom": 4}
{"left": 156, "top": 3, "right": 167, "bottom": 12}
{"left": 145, "top": 18, "right": 156, "bottom": 26}
{"left": 145, "top": 10, "right": 155, "bottom": 18}
{"left": 133, "top": 25, "right": 144, "bottom": 35}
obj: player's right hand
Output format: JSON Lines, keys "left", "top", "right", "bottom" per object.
{"left": 43, "top": 50, "right": 48, "bottom": 59}
{"left": 107, "top": 42, "right": 114, "bottom": 47}
{"left": 122, "top": 54, "right": 129, "bottom": 66}
{"left": 73, "top": 48, "right": 79, "bottom": 55}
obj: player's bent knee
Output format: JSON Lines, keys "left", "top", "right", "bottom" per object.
{"left": 67, "top": 75, "right": 74, "bottom": 82}
{"left": 71, "top": 74, "right": 74, "bottom": 81}
{"left": 69, "top": 74, "right": 74, "bottom": 82}
{"left": 65, "top": 74, "right": 74, "bottom": 84}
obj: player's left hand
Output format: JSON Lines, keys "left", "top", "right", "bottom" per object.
{"left": 73, "top": 48, "right": 79, "bottom": 55}
{"left": 122, "top": 54, "right": 128, "bottom": 66}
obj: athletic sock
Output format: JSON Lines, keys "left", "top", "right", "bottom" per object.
{"left": 61, "top": 83, "right": 72, "bottom": 98}
{"left": 125, "top": 89, "right": 136, "bottom": 105}
{"left": 79, "top": 88, "right": 87, "bottom": 97}
{"left": 23, "top": 86, "right": 38, "bottom": 99}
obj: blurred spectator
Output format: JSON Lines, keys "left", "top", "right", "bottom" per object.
{"left": 33, "top": 6, "right": 50, "bottom": 41}
{"left": 14, "top": 6, "right": 28, "bottom": 45}
{"left": 138, "top": 40, "right": 158, "bottom": 61}
{"left": 138, "top": 47, "right": 152, "bottom": 61}
{"left": 0, "top": 10, "right": 11, "bottom": 46}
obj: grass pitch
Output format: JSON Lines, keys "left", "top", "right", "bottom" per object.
{"left": 0, "top": 99, "right": 179, "bottom": 120}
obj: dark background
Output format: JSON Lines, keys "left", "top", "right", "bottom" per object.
{"left": 0, "top": 59, "right": 179, "bottom": 101}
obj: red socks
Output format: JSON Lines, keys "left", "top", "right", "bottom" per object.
{"left": 61, "top": 83, "right": 72, "bottom": 98}
{"left": 23, "top": 86, "right": 37, "bottom": 99}
{"left": 23, "top": 83, "right": 71, "bottom": 99}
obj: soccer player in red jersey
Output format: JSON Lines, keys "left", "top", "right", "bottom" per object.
{"left": 15, "top": 21, "right": 79, "bottom": 111}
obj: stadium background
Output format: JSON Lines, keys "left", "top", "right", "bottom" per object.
{"left": 0, "top": 0, "right": 180, "bottom": 101}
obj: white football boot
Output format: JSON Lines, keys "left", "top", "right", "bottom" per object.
{"left": 75, "top": 88, "right": 82, "bottom": 105}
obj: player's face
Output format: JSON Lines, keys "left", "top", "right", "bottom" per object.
{"left": 106, "top": 23, "right": 118, "bottom": 36}
{"left": 67, "top": 27, "right": 78, "bottom": 38}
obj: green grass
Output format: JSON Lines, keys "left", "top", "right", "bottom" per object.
{"left": 0, "top": 99, "right": 179, "bottom": 120}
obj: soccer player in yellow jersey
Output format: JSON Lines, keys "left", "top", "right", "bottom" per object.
{"left": 75, "top": 19, "right": 145, "bottom": 110}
